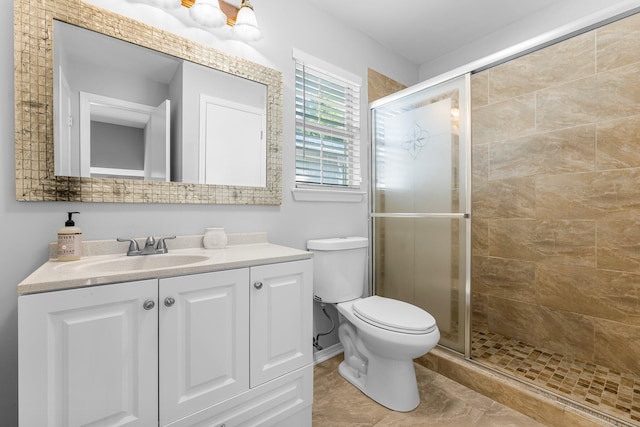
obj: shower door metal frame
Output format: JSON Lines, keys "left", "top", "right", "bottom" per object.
{"left": 368, "top": 74, "right": 472, "bottom": 358}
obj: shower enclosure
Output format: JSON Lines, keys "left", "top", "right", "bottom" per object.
{"left": 369, "top": 10, "right": 640, "bottom": 426}
{"left": 369, "top": 75, "right": 471, "bottom": 355}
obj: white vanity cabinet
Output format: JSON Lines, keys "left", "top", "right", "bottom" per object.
{"left": 19, "top": 258, "right": 313, "bottom": 427}
{"left": 250, "top": 261, "right": 313, "bottom": 388}
{"left": 18, "top": 279, "right": 159, "bottom": 427}
{"left": 162, "top": 259, "right": 313, "bottom": 427}
{"left": 159, "top": 268, "right": 250, "bottom": 425}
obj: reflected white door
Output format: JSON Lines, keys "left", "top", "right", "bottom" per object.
{"left": 199, "top": 94, "right": 266, "bottom": 187}
{"left": 55, "top": 65, "right": 73, "bottom": 176}
{"left": 144, "top": 99, "right": 170, "bottom": 181}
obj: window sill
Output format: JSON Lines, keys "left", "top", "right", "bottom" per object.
{"left": 291, "top": 187, "right": 365, "bottom": 203}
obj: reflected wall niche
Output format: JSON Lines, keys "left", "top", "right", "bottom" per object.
{"left": 14, "top": 0, "right": 283, "bottom": 204}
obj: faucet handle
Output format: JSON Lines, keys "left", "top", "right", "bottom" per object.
{"left": 156, "top": 236, "right": 176, "bottom": 253}
{"left": 117, "top": 238, "right": 140, "bottom": 255}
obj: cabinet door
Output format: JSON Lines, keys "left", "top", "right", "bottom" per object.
{"left": 18, "top": 280, "right": 158, "bottom": 427}
{"left": 159, "top": 269, "right": 249, "bottom": 426}
{"left": 250, "top": 259, "right": 313, "bottom": 387}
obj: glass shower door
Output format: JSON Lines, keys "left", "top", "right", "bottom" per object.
{"left": 370, "top": 75, "right": 470, "bottom": 354}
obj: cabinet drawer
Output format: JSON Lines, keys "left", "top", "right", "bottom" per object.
{"left": 165, "top": 364, "right": 313, "bottom": 427}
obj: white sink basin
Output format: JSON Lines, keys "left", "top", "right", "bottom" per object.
{"left": 54, "top": 254, "right": 210, "bottom": 274}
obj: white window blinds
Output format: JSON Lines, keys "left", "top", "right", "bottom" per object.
{"left": 295, "top": 56, "right": 361, "bottom": 188}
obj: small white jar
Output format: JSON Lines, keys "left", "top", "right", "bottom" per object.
{"left": 203, "top": 227, "right": 228, "bottom": 249}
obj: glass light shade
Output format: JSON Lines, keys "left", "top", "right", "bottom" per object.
{"left": 148, "top": 0, "right": 181, "bottom": 9}
{"left": 232, "top": 3, "right": 261, "bottom": 41}
{"left": 189, "top": 0, "right": 226, "bottom": 28}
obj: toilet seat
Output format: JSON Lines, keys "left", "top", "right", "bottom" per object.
{"left": 352, "top": 296, "right": 437, "bottom": 334}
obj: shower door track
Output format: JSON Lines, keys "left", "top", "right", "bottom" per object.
{"left": 370, "top": 213, "right": 469, "bottom": 218}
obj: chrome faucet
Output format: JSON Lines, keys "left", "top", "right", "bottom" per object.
{"left": 117, "top": 236, "right": 176, "bottom": 256}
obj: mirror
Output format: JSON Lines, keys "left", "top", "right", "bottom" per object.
{"left": 15, "top": 0, "right": 282, "bottom": 204}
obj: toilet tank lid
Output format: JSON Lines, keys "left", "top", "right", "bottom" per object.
{"left": 307, "top": 237, "right": 368, "bottom": 251}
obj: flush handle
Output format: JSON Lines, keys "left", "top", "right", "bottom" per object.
{"left": 164, "top": 296, "right": 176, "bottom": 307}
{"left": 143, "top": 299, "right": 155, "bottom": 311}
{"left": 253, "top": 281, "right": 263, "bottom": 290}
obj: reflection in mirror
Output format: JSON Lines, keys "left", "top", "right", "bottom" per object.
{"left": 79, "top": 93, "right": 170, "bottom": 180}
{"left": 53, "top": 20, "right": 267, "bottom": 186}
{"left": 176, "top": 59, "right": 267, "bottom": 186}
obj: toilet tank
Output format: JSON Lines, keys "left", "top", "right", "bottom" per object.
{"left": 307, "top": 237, "right": 368, "bottom": 303}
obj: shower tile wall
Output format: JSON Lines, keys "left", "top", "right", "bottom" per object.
{"left": 471, "top": 12, "right": 640, "bottom": 376}
{"left": 368, "top": 68, "right": 407, "bottom": 103}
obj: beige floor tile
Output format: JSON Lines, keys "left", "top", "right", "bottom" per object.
{"left": 313, "top": 356, "right": 544, "bottom": 426}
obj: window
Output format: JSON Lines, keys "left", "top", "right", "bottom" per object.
{"left": 294, "top": 51, "right": 361, "bottom": 190}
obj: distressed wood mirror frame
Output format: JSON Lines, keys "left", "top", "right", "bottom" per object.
{"left": 14, "top": 0, "right": 283, "bottom": 204}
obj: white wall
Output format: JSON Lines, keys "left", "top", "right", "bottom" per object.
{"left": 91, "top": 122, "right": 145, "bottom": 170}
{"left": 0, "top": 1, "right": 417, "bottom": 424}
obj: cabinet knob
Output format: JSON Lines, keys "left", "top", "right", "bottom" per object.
{"left": 164, "top": 296, "right": 176, "bottom": 307}
{"left": 253, "top": 281, "right": 263, "bottom": 290}
{"left": 143, "top": 299, "right": 155, "bottom": 310}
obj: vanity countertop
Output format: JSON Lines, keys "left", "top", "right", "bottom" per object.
{"left": 17, "top": 232, "right": 312, "bottom": 295}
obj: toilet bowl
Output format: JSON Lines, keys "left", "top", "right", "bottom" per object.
{"left": 307, "top": 237, "right": 441, "bottom": 412}
{"left": 336, "top": 296, "right": 440, "bottom": 411}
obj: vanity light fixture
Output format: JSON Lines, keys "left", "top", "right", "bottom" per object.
{"left": 232, "top": 0, "right": 262, "bottom": 41}
{"left": 147, "top": 0, "right": 261, "bottom": 39}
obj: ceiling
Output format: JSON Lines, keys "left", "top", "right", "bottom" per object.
{"left": 304, "top": 0, "right": 601, "bottom": 66}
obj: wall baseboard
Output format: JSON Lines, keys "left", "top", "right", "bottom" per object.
{"left": 313, "top": 343, "right": 343, "bottom": 365}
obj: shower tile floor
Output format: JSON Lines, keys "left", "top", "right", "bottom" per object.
{"left": 472, "top": 329, "right": 640, "bottom": 425}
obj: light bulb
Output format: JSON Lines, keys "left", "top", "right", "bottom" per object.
{"left": 232, "top": 0, "right": 261, "bottom": 41}
{"left": 189, "top": 0, "right": 226, "bottom": 28}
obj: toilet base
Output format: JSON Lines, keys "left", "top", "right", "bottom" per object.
{"left": 338, "top": 357, "right": 420, "bottom": 412}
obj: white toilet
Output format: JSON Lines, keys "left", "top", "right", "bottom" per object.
{"left": 307, "top": 237, "right": 440, "bottom": 412}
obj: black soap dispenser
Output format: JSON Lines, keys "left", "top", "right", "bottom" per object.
{"left": 57, "top": 212, "right": 82, "bottom": 261}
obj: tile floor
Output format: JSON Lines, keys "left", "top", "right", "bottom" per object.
{"left": 472, "top": 329, "right": 640, "bottom": 425}
{"left": 313, "top": 355, "right": 545, "bottom": 426}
